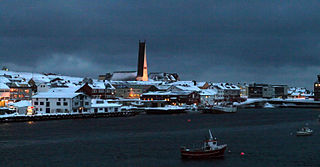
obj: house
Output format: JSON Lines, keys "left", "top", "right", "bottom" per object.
{"left": 8, "top": 100, "right": 31, "bottom": 115}
{"left": 7, "top": 82, "right": 32, "bottom": 101}
{"left": 37, "top": 83, "right": 50, "bottom": 93}
{"left": 199, "top": 89, "right": 218, "bottom": 105}
{"left": 90, "top": 99, "right": 122, "bottom": 113}
{"left": 314, "top": 75, "right": 320, "bottom": 101}
{"left": 210, "top": 83, "right": 241, "bottom": 102}
{"left": 28, "top": 78, "right": 50, "bottom": 93}
{"left": 76, "top": 82, "right": 116, "bottom": 99}
{"left": 32, "top": 88, "right": 91, "bottom": 114}
{"left": 141, "top": 91, "right": 200, "bottom": 105}
{"left": 0, "top": 83, "right": 10, "bottom": 106}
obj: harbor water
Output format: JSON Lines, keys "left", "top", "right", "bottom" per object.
{"left": 0, "top": 108, "right": 319, "bottom": 167}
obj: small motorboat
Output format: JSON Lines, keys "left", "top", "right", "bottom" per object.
{"left": 180, "top": 130, "right": 227, "bottom": 159}
{"left": 296, "top": 127, "right": 313, "bottom": 136}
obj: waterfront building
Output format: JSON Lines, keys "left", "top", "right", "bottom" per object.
{"left": 199, "top": 89, "right": 218, "bottom": 105}
{"left": 141, "top": 91, "right": 200, "bottom": 105}
{"left": 314, "top": 75, "right": 320, "bottom": 101}
{"left": 210, "top": 83, "right": 241, "bottom": 102}
{"left": 32, "top": 88, "right": 91, "bottom": 114}
{"left": 248, "top": 83, "right": 275, "bottom": 98}
{"left": 7, "top": 82, "right": 32, "bottom": 101}
{"left": 8, "top": 100, "right": 31, "bottom": 115}
{"left": 0, "top": 83, "right": 10, "bottom": 106}
{"left": 90, "top": 99, "right": 122, "bottom": 113}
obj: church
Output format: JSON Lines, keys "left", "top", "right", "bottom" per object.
{"left": 100, "top": 40, "right": 149, "bottom": 81}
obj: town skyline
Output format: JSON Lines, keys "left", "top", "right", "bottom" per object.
{"left": 1, "top": 1, "right": 320, "bottom": 89}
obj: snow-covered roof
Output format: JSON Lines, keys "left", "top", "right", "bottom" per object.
{"left": 154, "top": 85, "right": 171, "bottom": 90}
{"left": 111, "top": 71, "right": 137, "bottom": 81}
{"left": 143, "top": 91, "right": 195, "bottom": 96}
{"left": 33, "top": 87, "right": 82, "bottom": 98}
{"left": 33, "top": 92, "right": 82, "bottom": 99}
{"left": 0, "top": 76, "right": 10, "bottom": 84}
{"left": 169, "top": 85, "right": 201, "bottom": 91}
{"left": 8, "top": 100, "right": 31, "bottom": 107}
{"left": 200, "top": 89, "right": 218, "bottom": 96}
{"left": 212, "top": 83, "right": 240, "bottom": 90}
{"left": 90, "top": 81, "right": 115, "bottom": 89}
{"left": 0, "top": 83, "right": 9, "bottom": 89}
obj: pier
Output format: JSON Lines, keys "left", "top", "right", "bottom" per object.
{"left": 237, "top": 98, "right": 320, "bottom": 108}
{"left": 0, "top": 112, "right": 139, "bottom": 123}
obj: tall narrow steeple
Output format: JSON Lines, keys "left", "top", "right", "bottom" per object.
{"left": 136, "top": 40, "right": 148, "bottom": 81}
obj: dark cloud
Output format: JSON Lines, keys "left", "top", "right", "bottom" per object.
{"left": 1, "top": 0, "right": 320, "bottom": 89}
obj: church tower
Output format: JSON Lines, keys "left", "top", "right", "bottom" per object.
{"left": 136, "top": 40, "right": 148, "bottom": 81}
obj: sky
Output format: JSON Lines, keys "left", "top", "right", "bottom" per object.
{"left": 1, "top": 0, "right": 320, "bottom": 89}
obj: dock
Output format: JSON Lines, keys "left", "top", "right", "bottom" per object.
{"left": 0, "top": 112, "right": 139, "bottom": 123}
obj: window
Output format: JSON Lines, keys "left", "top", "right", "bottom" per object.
{"left": 58, "top": 98, "right": 61, "bottom": 101}
{"left": 40, "top": 108, "right": 42, "bottom": 111}
{"left": 40, "top": 102, "right": 44, "bottom": 105}
{"left": 57, "top": 102, "right": 61, "bottom": 106}
{"left": 46, "top": 98, "right": 48, "bottom": 101}
{"left": 115, "top": 108, "right": 118, "bottom": 112}
{"left": 63, "top": 102, "right": 68, "bottom": 106}
{"left": 63, "top": 98, "right": 66, "bottom": 101}
{"left": 46, "top": 102, "right": 50, "bottom": 107}
{"left": 34, "top": 102, "right": 38, "bottom": 105}
{"left": 75, "top": 102, "right": 79, "bottom": 106}
{"left": 85, "top": 102, "right": 89, "bottom": 105}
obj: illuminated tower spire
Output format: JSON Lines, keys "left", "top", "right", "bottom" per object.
{"left": 136, "top": 40, "right": 148, "bottom": 81}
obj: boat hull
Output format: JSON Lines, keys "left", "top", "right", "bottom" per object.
{"left": 180, "top": 145, "right": 227, "bottom": 159}
{"left": 296, "top": 132, "right": 313, "bottom": 136}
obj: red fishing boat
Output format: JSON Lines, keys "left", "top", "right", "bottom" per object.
{"left": 180, "top": 130, "right": 227, "bottom": 159}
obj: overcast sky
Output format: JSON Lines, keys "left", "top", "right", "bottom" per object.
{"left": 1, "top": 0, "right": 320, "bottom": 88}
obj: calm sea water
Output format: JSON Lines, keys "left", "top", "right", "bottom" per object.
{"left": 0, "top": 108, "right": 319, "bottom": 167}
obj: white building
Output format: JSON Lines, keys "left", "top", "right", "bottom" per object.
{"left": 200, "top": 89, "right": 218, "bottom": 105}
{"left": 90, "top": 99, "right": 122, "bottom": 113}
{"left": 32, "top": 89, "right": 91, "bottom": 114}
{"left": 8, "top": 100, "right": 31, "bottom": 115}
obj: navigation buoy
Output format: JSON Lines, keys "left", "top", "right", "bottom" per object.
{"left": 240, "top": 152, "right": 245, "bottom": 156}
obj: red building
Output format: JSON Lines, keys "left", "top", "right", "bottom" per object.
{"left": 76, "top": 82, "right": 115, "bottom": 99}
